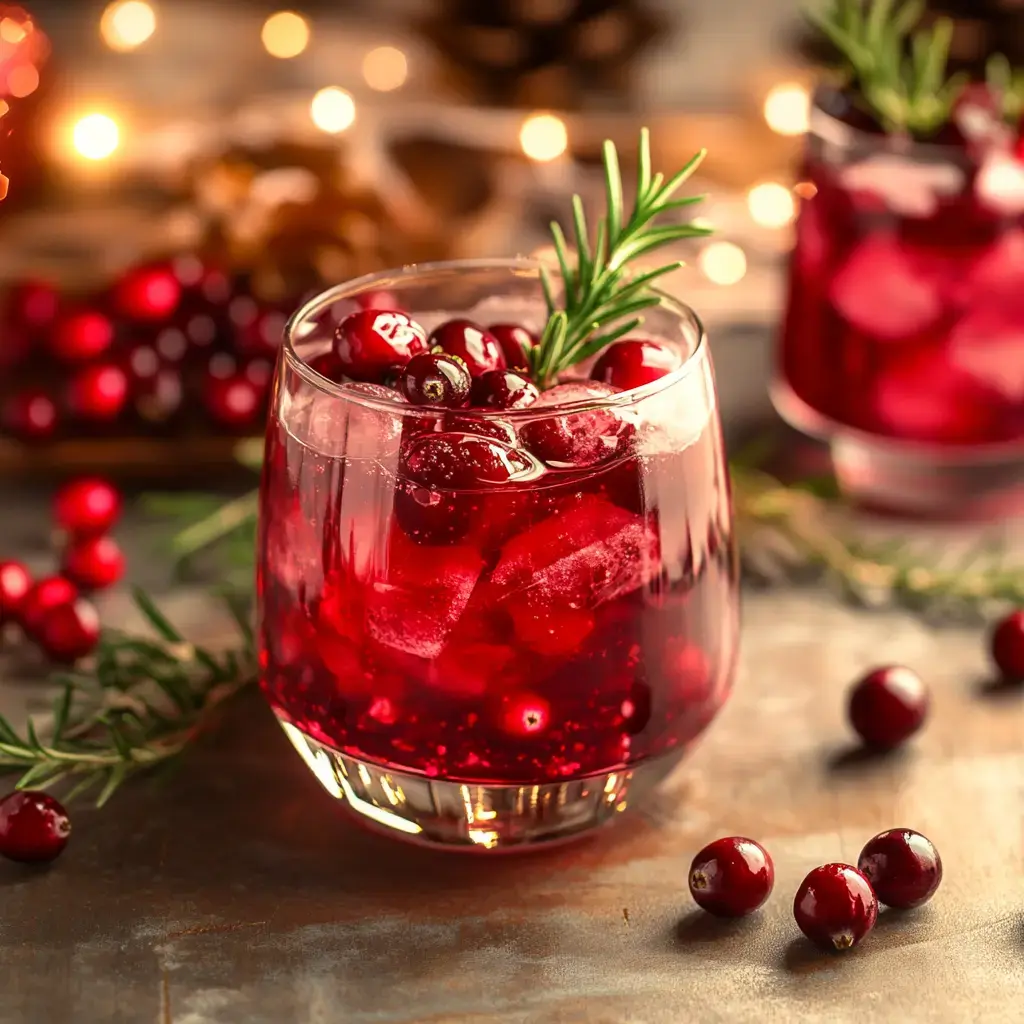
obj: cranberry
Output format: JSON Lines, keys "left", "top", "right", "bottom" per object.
{"left": 5, "top": 279, "right": 59, "bottom": 332}
{"left": 333, "top": 310, "right": 428, "bottom": 382}
{"left": 49, "top": 309, "right": 115, "bottom": 363}
{"left": 152, "top": 327, "right": 189, "bottom": 364}
{"left": 398, "top": 352, "right": 472, "bottom": 408}
{"left": 471, "top": 369, "right": 540, "bottom": 409}
{"left": 848, "top": 666, "right": 929, "bottom": 750}
{"left": 990, "top": 610, "right": 1024, "bottom": 680}
{"left": 308, "top": 351, "right": 345, "bottom": 383}
{"left": 0, "top": 561, "right": 32, "bottom": 626}
{"left": 793, "top": 863, "right": 878, "bottom": 951}
{"left": 499, "top": 692, "right": 551, "bottom": 738}
{"left": 232, "top": 304, "right": 287, "bottom": 358}
{"left": 488, "top": 322, "right": 536, "bottom": 369}
{"left": 429, "top": 319, "right": 506, "bottom": 377}
{"left": 443, "top": 412, "right": 518, "bottom": 445}
{"left": 114, "top": 263, "right": 182, "bottom": 321}
{"left": 21, "top": 576, "right": 78, "bottom": 639}
{"left": 53, "top": 478, "right": 121, "bottom": 537}
{"left": 688, "top": 837, "right": 775, "bottom": 918}
{"left": 2, "top": 389, "right": 58, "bottom": 441}
{"left": 204, "top": 356, "right": 265, "bottom": 430}
{"left": 591, "top": 339, "right": 680, "bottom": 391}
{"left": 67, "top": 364, "right": 129, "bottom": 422}
{"left": 858, "top": 829, "right": 942, "bottom": 910}
{"left": 0, "top": 791, "right": 71, "bottom": 863}
{"left": 63, "top": 535, "right": 125, "bottom": 591}
{"left": 38, "top": 597, "right": 101, "bottom": 664}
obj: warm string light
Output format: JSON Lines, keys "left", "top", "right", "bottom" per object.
{"left": 100, "top": 1, "right": 156, "bottom": 51}
{"left": 747, "top": 182, "right": 796, "bottom": 228}
{"left": 72, "top": 113, "right": 121, "bottom": 161}
{"left": 763, "top": 82, "right": 811, "bottom": 136}
{"left": 310, "top": 87, "right": 355, "bottom": 134}
{"left": 699, "top": 241, "right": 747, "bottom": 286}
{"left": 519, "top": 113, "right": 568, "bottom": 162}
{"left": 262, "top": 10, "right": 310, "bottom": 59}
{"left": 362, "top": 46, "right": 408, "bottom": 91}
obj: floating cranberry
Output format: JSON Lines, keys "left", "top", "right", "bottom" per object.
{"left": 0, "top": 561, "right": 32, "bottom": 626}
{"left": 793, "top": 863, "right": 878, "bottom": 952}
{"left": 21, "top": 576, "right": 78, "bottom": 639}
{"left": 333, "top": 310, "right": 429, "bottom": 382}
{"left": 471, "top": 369, "right": 539, "bottom": 410}
{"left": 54, "top": 478, "right": 121, "bottom": 537}
{"left": 0, "top": 791, "right": 71, "bottom": 864}
{"left": 2, "top": 389, "right": 58, "bottom": 441}
{"left": 38, "top": 598, "right": 101, "bottom": 663}
{"left": 115, "top": 263, "right": 182, "bottom": 321}
{"left": 990, "top": 610, "right": 1024, "bottom": 681}
{"left": 67, "top": 364, "right": 129, "bottom": 422}
{"left": 688, "top": 837, "right": 775, "bottom": 918}
{"left": 63, "top": 535, "right": 125, "bottom": 591}
{"left": 5, "top": 279, "right": 59, "bottom": 332}
{"left": 488, "top": 322, "right": 536, "bottom": 368}
{"left": 443, "top": 412, "right": 518, "bottom": 445}
{"left": 429, "top": 319, "right": 506, "bottom": 377}
{"left": 591, "top": 339, "right": 680, "bottom": 391}
{"left": 848, "top": 665, "right": 928, "bottom": 750}
{"left": 858, "top": 829, "right": 942, "bottom": 910}
{"left": 50, "top": 309, "right": 115, "bottom": 363}
{"left": 398, "top": 352, "right": 472, "bottom": 408}
{"left": 499, "top": 692, "right": 551, "bottom": 738}
{"left": 308, "top": 351, "right": 345, "bottom": 383}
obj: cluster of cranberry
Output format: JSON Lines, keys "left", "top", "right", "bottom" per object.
{"left": 0, "top": 478, "right": 125, "bottom": 664}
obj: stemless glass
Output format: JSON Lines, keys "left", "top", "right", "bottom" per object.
{"left": 775, "top": 92, "right": 1024, "bottom": 517}
{"left": 257, "top": 258, "right": 739, "bottom": 851}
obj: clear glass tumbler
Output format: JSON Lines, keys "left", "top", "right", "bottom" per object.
{"left": 257, "top": 258, "right": 739, "bottom": 850}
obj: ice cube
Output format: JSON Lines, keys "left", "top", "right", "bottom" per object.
{"left": 292, "top": 383, "right": 405, "bottom": 460}
{"left": 829, "top": 235, "right": 945, "bottom": 341}
{"left": 506, "top": 595, "right": 595, "bottom": 656}
{"left": 949, "top": 306, "right": 1024, "bottom": 402}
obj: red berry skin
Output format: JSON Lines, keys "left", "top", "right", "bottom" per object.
{"left": 0, "top": 791, "right": 71, "bottom": 864}
{"left": 37, "top": 598, "right": 101, "bottom": 664}
{"left": 2, "top": 389, "right": 59, "bottom": 441}
{"left": 203, "top": 372, "right": 265, "bottom": 432}
{"left": 848, "top": 666, "right": 929, "bottom": 750}
{"left": 333, "top": 310, "right": 429, "bottom": 382}
{"left": 990, "top": 611, "right": 1024, "bottom": 681}
{"left": 54, "top": 478, "right": 122, "bottom": 537}
{"left": 308, "top": 351, "right": 346, "bottom": 384}
{"left": 62, "top": 535, "right": 126, "bottom": 591}
{"left": 429, "top": 319, "right": 507, "bottom": 377}
{"left": 21, "top": 577, "right": 78, "bottom": 639}
{"left": 398, "top": 352, "right": 472, "bottom": 408}
{"left": 0, "top": 561, "right": 32, "bottom": 626}
{"left": 443, "top": 413, "right": 518, "bottom": 445}
{"left": 67, "top": 364, "right": 129, "bottom": 422}
{"left": 488, "top": 323, "right": 536, "bottom": 369}
{"left": 115, "top": 263, "right": 182, "bottom": 321}
{"left": 858, "top": 829, "right": 943, "bottom": 910}
{"left": 794, "top": 864, "right": 878, "bottom": 952}
{"left": 688, "top": 837, "right": 775, "bottom": 918}
{"left": 5, "top": 279, "right": 59, "bottom": 333}
{"left": 50, "top": 309, "right": 116, "bottom": 363}
{"left": 471, "top": 370, "right": 540, "bottom": 410}
{"left": 591, "top": 339, "right": 680, "bottom": 391}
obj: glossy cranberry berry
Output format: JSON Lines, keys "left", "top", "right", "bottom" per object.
{"left": 4, "top": 279, "right": 59, "bottom": 332}
{"left": 793, "top": 863, "right": 878, "bottom": 952}
{"left": 429, "top": 319, "right": 506, "bottom": 377}
{"left": 115, "top": 262, "right": 182, "bottom": 321}
{"left": 63, "top": 535, "right": 125, "bottom": 591}
{"left": 333, "top": 310, "right": 428, "bottom": 382}
{"left": 688, "top": 837, "right": 775, "bottom": 918}
{"left": 2, "top": 389, "right": 59, "bottom": 441}
{"left": 21, "top": 576, "right": 78, "bottom": 639}
{"left": 0, "top": 791, "right": 71, "bottom": 864}
{"left": 54, "top": 478, "right": 122, "bottom": 537}
{"left": 37, "top": 598, "right": 101, "bottom": 664}
{"left": 0, "top": 561, "right": 32, "bottom": 626}
{"left": 67, "top": 364, "right": 129, "bottom": 422}
{"left": 49, "top": 309, "right": 115, "bottom": 363}
{"left": 858, "top": 829, "right": 942, "bottom": 910}
{"left": 488, "top": 322, "right": 536, "bottom": 369}
{"left": 848, "top": 665, "right": 929, "bottom": 751}
{"left": 471, "top": 369, "right": 540, "bottom": 409}
{"left": 443, "top": 412, "right": 518, "bottom": 445}
{"left": 398, "top": 352, "right": 472, "bottom": 408}
{"left": 990, "top": 610, "right": 1024, "bottom": 681}
{"left": 591, "top": 338, "right": 680, "bottom": 391}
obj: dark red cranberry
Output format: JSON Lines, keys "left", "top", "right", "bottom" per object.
{"left": 232, "top": 304, "right": 287, "bottom": 358}
{"left": 152, "top": 327, "right": 189, "bottom": 364}
{"left": 429, "top": 319, "right": 506, "bottom": 377}
{"left": 381, "top": 363, "right": 405, "bottom": 390}
{"left": 443, "top": 412, "right": 518, "bottom": 445}
{"left": 333, "top": 310, "right": 428, "bottom": 382}
{"left": 308, "top": 351, "right": 345, "bottom": 383}
{"left": 857, "top": 829, "right": 942, "bottom": 910}
{"left": 67, "top": 364, "right": 129, "bottom": 422}
{"left": 50, "top": 309, "right": 115, "bottom": 363}
{"left": 793, "top": 863, "right": 878, "bottom": 951}
{"left": 398, "top": 352, "right": 472, "bottom": 408}
{"left": 688, "top": 837, "right": 775, "bottom": 918}
{"left": 471, "top": 369, "right": 539, "bottom": 409}
{"left": 21, "top": 576, "right": 78, "bottom": 639}
{"left": 204, "top": 373, "right": 264, "bottom": 431}
{"left": 5, "top": 279, "right": 59, "bottom": 332}
{"left": 115, "top": 263, "right": 182, "bottom": 321}
{"left": 990, "top": 610, "right": 1024, "bottom": 680}
{"left": 54, "top": 478, "right": 122, "bottom": 537}
{"left": 848, "top": 666, "right": 928, "bottom": 750}
{"left": 0, "top": 791, "right": 71, "bottom": 863}
{"left": 0, "top": 561, "right": 32, "bottom": 626}
{"left": 63, "top": 535, "right": 125, "bottom": 591}
{"left": 38, "top": 598, "right": 101, "bottom": 663}
{"left": 488, "top": 322, "right": 536, "bottom": 369}
{"left": 591, "top": 338, "right": 680, "bottom": 391}
{"left": 0, "top": 323, "right": 31, "bottom": 371}
{"left": 2, "top": 389, "right": 58, "bottom": 441}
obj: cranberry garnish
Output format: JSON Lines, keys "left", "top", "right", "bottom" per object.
{"left": 848, "top": 665, "right": 929, "bottom": 750}
{"left": 990, "top": 610, "right": 1024, "bottom": 681}
{"left": 591, "top": 339, "right": 680, "bottom": 391}
{"left": 38, "top": 597, "right": 101, "bottom": 663}
{"left": 2, "top": 389, "right": 58, "bottom": 441}
{"left": 333, "top": 310, "right": 429, "bottom": 382}
{"left": 398, "top": 352, "right": 472, "bottom": 408}
{"left": 0, "top": 561, "right": 32, "bottom": 626}
{"left": 5, "top": 279, "right": 59, "bottom": 332}
{"left": 62, "top": 535, "right": 125, "bottom": 591}
{"left": 53, "top": 478, "right": 122, "bottom": 537}
{"left": 443, "top": 412, "right": 518, "bottom": 445}
{"left": 114, "top": 262, "right": 182, "bottom": 321}
{"left": 0, "top": 791, "right": 71, "bottom": 864}
{"left": 21, "top": 576, "right": 78, "bottom": 639}
{"left": 793, "top": 863, "right": 878, "bottom": 952}
{"left": 857, "top": 829, "right": 942, "bottom": 910}
{"left": 471, "top": 369, "right": 540, "bottom": 409}
{"left": 688, "top": 837, "right": 775, "bottom": 918}
{"left": 50, "top": 309, "right": 115, "bottom": 363}
{"left": 488, "top": 323, "right": 536, "bottom": 369}
{"left": 67, "top": 364, "right": 129, "bottom": 422}
{"left": 429, "top": 319, "right": 507, "bottom": 377}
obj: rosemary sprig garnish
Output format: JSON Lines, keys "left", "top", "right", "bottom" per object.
{"left": 986, "top": 54, "right": 1024, "bottom": 126}
{"left": 529, "top": 128, "right": 712, "bottom": 389}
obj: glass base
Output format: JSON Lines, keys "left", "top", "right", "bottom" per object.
{"left": 277, "top": 717, "right": 683, "bottom": 852}
{"left": 771, "top": 379, "right": 1024, "bottom": 519}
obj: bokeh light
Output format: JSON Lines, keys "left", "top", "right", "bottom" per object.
{"left": 6, "top": 64, "right": 38, "bottom": 97}
{"left": 72, "top": 113, "right": 121, "bottom": 161}
{"left": 261, "top": 11, "right": 310, "bottom": 59}
{"left": 310, "top": 87, "right": 355, "bottom": 134}
{"left": 519, "top": 113, "right": 568, "bottom": 162}
{"left": 747, "top": 182, "right": 796, "bottom": 228}
{"left": 100, "top": 1, "right": 157, "bottom": 52}
{"left": 362, "top": 46, "right": 408, "bottom": 91}
{"left": 763, "top": 82, "right": 811, "bottom": 136}
{"left": 699, "top": 242, "right": 747, "bottom": 286}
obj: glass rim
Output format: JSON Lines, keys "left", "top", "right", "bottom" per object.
{"left": 282, "top": 257, "right": 708, "bottom": 421}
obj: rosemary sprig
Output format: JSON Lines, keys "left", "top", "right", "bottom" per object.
{"left": 529, "top": 128, "right": 712, "bottom": 388}
{"left": 986, "top": 53, "right": 1024, "bottom": 126}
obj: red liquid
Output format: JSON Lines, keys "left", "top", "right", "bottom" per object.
{"left": 257, "top": 372, "right": 738, "bottom": 786}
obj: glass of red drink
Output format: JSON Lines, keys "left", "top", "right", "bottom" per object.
{"left": 775, "top": 90, "right": 1024, "bottom": 517}
{"left": 257, "top": 258, "right": 738, "bottom": 850}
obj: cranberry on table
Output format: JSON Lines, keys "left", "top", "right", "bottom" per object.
{"left": 429, "top": 319, "right": 506, "bottom": 377}
{"left": 232, "top": 304, "right": 288, "bottom": 358}
{"left": 688, "top": 836, "right": 775, "bottom": 918}
{"left": 398, "top": 352, "right": 472, "bottom": 408}
{"left": 0, "top": 561, "right": 32, "bottom": 626}
{"left": 793, "top": 863, "right": 878, "bottom": 952}
{"left": 471, "top": 369, "right": 539, "bottom": 410}
{"left": 63, "top": 535, "right": 125, "bottom": 591}
{"left": 0, "top": 791, "right": 71, "bottom": 864}
{"left": 49, "top": 309, "right": 115, "bottom": 363}
{"left": 333, "top": 310, "right": 429, "bottom": 382}
{"left": 115, "top": 263, "right": 183, "bottom": 321}
{"left": 67, "top": 364, "right": 129, "bottom": 422}
{"left": 204, "top": 357, "right": 265, "bottom": 430}
{"left": 591, "top": 339, "right": 681, "bottom": 391}
{"left": 2, "top": 389, "right": 59, "bottom": 441}
{"left": 990, "top": 610, "right": 1024, "bottom": 681}
{"left": 488, "top": 323, "right": 536, "bottom": 369}
{"left": 848, "top": 665, "right": 929, "bottom": 750}
{"left": 53, "top": 478, "right": 122, "bottom": 537}
{"left": 858, "top": 828, "right": 942, "bottom": 910}
{"left": 38, "top": 598, "right": 101, "bottom": 663}
{"left": 21, "top": 576, "right": 78, "bottom": 639}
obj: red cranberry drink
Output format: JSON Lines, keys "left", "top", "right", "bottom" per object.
{"left": 257, "top": 133, "right": 738, "bottom": 850}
